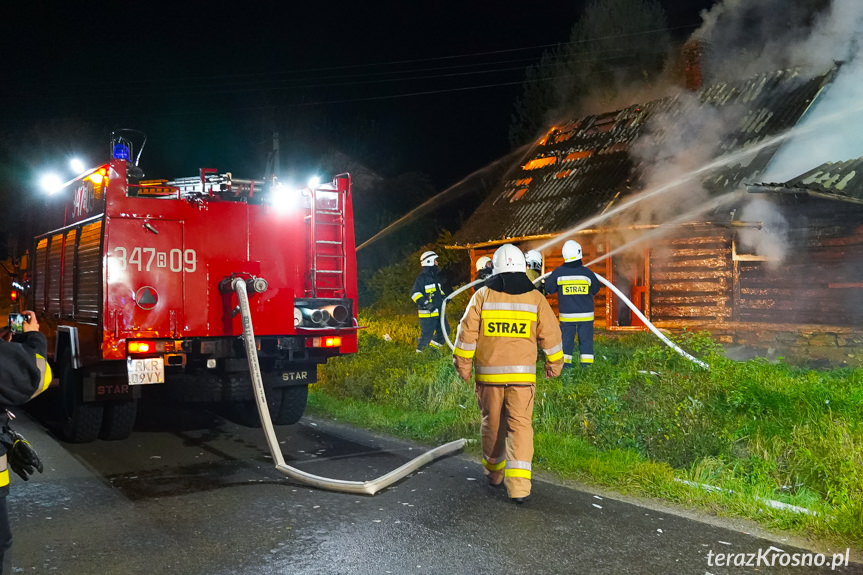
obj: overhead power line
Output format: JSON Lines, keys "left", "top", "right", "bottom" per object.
{"left": 9, "top": 22, "right": 698, "bottom": 90}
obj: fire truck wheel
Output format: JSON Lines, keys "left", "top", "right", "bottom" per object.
{"left": 100, "top": 400, "right": 138, "bottom": 441}
{"left": 270, "top": 385, "right": 308, "bottom": 426}
{"left": 229, "top": 385, "right": 309, "bottom": 427}
{"left": 57, "top": 349, "right": 104, "bottom": 443}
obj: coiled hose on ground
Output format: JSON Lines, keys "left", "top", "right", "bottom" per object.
{"left": 233, "top": 277, "right": 465, "bottom": 495}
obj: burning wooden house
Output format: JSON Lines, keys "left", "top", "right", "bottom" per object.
{"left": 448, "top": 66, "right": 863, "bottom": 365}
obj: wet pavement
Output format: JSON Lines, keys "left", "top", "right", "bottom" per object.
{"left": 7, "top": 403, "right": 863, "bottom": 575}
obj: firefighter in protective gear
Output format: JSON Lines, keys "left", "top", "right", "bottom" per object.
{"left": 453, "top": 244, "right": 563, "bottom": 503}
{"left": 0, "top": 311, "right": 52, "bottom": 574}
{"left": 545, "top": 240, "right": 600, "bottom": 368}
{"left": 475, "top": 256, "right": 493, "bottom": 281}
{"left": 524, "top": 250, "right": 542, "bottom": 284}
{"left": 411, "top": 251, "right": 449, "bottom": 351}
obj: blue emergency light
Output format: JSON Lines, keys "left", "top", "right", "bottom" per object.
{"left": 113, "top": 144, "right": 130, "bottom": 160}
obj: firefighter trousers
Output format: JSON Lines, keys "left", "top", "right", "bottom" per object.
{"left": 475, "top": 383, "right": 535, "bottom": 499}
{"left": 416, "top": 314, "right": 449, "bottom": 350}
{"left": 561, "top": 321, "right": 594, "bottom": 367}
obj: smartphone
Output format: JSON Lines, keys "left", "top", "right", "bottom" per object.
{"left": 8, "top": 312, "right": 30, "bottom": 334}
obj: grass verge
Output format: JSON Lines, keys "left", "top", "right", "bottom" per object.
{"left": 308, "top": 312, "right": 863, "bottom": 547}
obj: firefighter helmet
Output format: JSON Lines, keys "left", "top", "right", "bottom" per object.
{"left": 524, "top": 250, "right": 542, "bottom": 271}
{"left": 420, "top": 250, "right": 439, "bottom": 267}
{"left": 562, "top": 240, "right": 582, "bottom": 262}
{"left": 492, "top": 243, "right": 526, "bottom": 274}
{"left": 475, "top": 256, "right": 492, "bottom": 272}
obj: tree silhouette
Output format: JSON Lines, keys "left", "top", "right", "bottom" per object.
{"left": 510, "top": 0, "right": 672, "bottom": 147}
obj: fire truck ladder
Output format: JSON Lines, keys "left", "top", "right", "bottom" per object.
{"left": 309, "top": 187, "right": 346, "bottom": 297}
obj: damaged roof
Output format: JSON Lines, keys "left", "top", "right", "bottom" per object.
{"left": 450, "top": 68, "right": 836, "bottom": 247}
{"left": 750, "top": 156, "right": 863, "bottom": 205}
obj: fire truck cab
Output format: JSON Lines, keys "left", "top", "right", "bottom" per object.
{"left": 20, "top": 135, "right": 358, "bottom": 442}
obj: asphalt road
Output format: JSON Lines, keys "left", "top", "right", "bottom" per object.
{"left": 7, "top": 402, "right": 863, "bottom": 575}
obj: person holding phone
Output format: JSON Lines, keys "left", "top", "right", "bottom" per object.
{"left": 0, "top": 311, "right": 52, "bottom": 575}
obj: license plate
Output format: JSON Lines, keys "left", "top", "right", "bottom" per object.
{"left": 127, "top": 357, "right": 165, "bottom": 385}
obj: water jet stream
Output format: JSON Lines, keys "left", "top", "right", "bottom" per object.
{"left": 440, "top": 273, "right": 709, "bottom": 369}
{"left": 357, "top": 144, "right": 533, "bottom": 252}
{"left": 586, "top": 190, "right": 747, "bottom": 268}
{"left": 533, "top": 101, "right": 863, "bottom": 257}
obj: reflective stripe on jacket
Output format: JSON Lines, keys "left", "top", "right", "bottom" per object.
{"left": 33, "top": 354, "right": 53, "bottom": 398}
{"left": 453, "top": 285, "right": 563, "bottom": 384}
{"left": 545, "top": 261, "right": 600, "bottom": 320}
{"left": 410, "top": 269, "right": 447, "bottom": 316}
{"left": 0, "top": 331, "right": 53, "bottom": 406}
{"left": 0, "top": 332, "right": 52, "bottom": 490}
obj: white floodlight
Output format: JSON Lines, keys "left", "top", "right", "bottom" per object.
{"left": 70, "top": 158, "right": 86, "bottom": 173}
{"left": 270, "top": 182, "right": 299, "bottom": 214}
{"left": 40, "top": 173, "right": 64, "bottom": 195}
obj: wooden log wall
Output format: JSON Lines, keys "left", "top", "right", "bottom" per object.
{"left": 735, "top": 221, "right": 863, "bottom": 327}
{"left": 648, "top": 226, "right": 733, "bottom": 326}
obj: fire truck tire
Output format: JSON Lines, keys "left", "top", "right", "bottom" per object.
{"left": 271, "top": 385, "right": 309, "bottom": 425}
{"left": 57, "top": 350, "right": 104, "bottom": 443}
{"left": 229, "top": 385, "right": 309, "bottom": 427}
{"left": 100, "top": 400, "right": 138, "bottom": 441}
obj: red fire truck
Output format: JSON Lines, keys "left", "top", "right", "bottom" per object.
{"left": 16, "top": 133, "right": 358, "bottom": 442}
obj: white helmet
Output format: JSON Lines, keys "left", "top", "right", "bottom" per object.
{"left": 492, "top": 243, "right": 526, "bottom": 274}
{"left": 475, "top": 256, "right": 492, "bottom": 272}
{"left": 524, "top": 250, "right": 542, "bottom": 270}
{"left": 562, "top": 240, "right": 582, "bottom": 262}
{"left": 420, "top": 250, "right": 439, "bottom": 267}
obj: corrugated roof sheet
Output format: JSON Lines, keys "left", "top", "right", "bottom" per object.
{"left": 451, "top": 68, "right": 836, "bottom": 247}
{"left": 751, "top": 156, "right": 863, "bottom": 204}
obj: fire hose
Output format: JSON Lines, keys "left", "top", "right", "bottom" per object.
{"left": 440, "top": 273, "right": 708, "bottom": 369}
{"left": 232, "top": 278, "right": 465, "bottom": 495}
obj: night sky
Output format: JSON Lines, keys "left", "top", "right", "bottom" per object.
{"left": 0, "top": 0, "right": 717, "bottom": 193}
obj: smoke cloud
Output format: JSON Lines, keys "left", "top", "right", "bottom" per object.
{"left": 760, "top": 0, "right": 863, "bottom": 181}
{"left": 688, "top": 0, "right": 863, "bottom": 182}
{"left": 736, "top": 197, "right": 791, "bottom": 266}
{"left": 621, "top": 0, "right": 863, "bottom": 263}
{"left": 532, "top": 1, "right": 863, "bottom": 267}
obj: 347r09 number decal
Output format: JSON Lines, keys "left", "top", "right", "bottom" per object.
{"left": 114, "top": 247, "right": 197, "bottom": 272}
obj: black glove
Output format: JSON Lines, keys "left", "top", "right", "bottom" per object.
{"left": 418, "top": 298, "right": 434, "bottom": 312}
{"left": 7, "top": 429, "right": 43, "bottom": 481}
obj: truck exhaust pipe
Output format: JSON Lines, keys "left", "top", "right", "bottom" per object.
{"left": 233, "top": 278, "right": 464, "bottom": 495}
